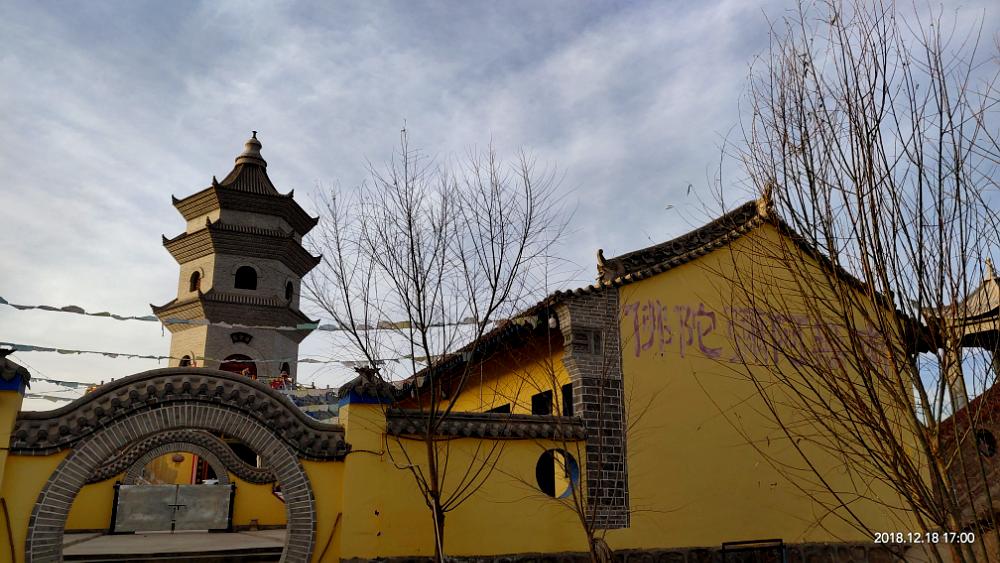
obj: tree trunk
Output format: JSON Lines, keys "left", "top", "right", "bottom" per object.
{"left": 432, "top": 500, "right": 446, "bottom": 562}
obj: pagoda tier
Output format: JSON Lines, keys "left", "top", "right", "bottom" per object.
{"left": 151, "top": 288, "right": 317, "bottom": 343}
{"left": 162, "top": 219, "right": 322, "bottom": 276}
{"left": 172, "top": 187, "right": 319, "bottom": 236}
{"left": 170, "top": 132, "right": 319, "bottom": 236}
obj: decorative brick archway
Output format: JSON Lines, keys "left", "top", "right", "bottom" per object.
{"left": 88, "top": 429, "right": 276, "bottom": 485}
{"left": 9, "top": 368, "right": 348, "bottom": 563}
{"left": 123, "top": 441, "right": 231, "bottom": 485}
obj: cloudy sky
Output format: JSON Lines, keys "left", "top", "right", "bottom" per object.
{"left": 2, "top": 0, "right": 997, "bottom": 410}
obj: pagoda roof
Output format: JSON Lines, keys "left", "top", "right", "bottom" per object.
{"left": 171, "top": 133, "right": 319, "bottom": 235}
{"left": 150, "top": 289, "right": 317, "bottom": 343}
{"left": 162, "top": 219, "right": 322, "bottom": 277}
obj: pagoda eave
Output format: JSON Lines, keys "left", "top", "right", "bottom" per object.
{"left": 162, "top": 225, "right": 322, "bottom": 276}
{"left": 173, "top": 186, "right": 318, "bottom": 235}
{"left": 151, "top": 293, "right": 317, "bottom": 342}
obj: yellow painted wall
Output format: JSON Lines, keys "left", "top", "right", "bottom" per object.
{"left": 431, "top": 343, "right": 570, "bottom": 415}
{"left": 602, "top": 223, "right": 913, "bottom": 549}
{"left": 230, "top": 476, "right": 288, "bottom": 529}
{"left": 141, "top": 451, "right": 196, "bottom": 484}
{"left": 0, "top": 452, "right": 67, "bottom": 562}
{"left": 0, "top": 392, "right": 23, "bottom": 489}
{"left": 304, "top": 460, "right": 343, "bottom": 563}
{"left": 338, "top": 402, "right": 588, "bottom": 560}
{"left": 66, "top": 475, "right": 122, "bottom": 531}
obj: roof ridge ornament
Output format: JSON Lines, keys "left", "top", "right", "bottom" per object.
{"left": 987, "top": 257, "right": 997, "bottom": 280}
{"left": 757, "top": 182, "right": 775, "bottom": 218}
{"left": 234, "top": 131, "right": 266, "bottom": 167}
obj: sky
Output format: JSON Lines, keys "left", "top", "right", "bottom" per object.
{"left": 2, "top": 0, "right": 997, "bottom": 410}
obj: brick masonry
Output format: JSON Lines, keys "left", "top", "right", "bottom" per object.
{"left": 90, "top": 428, "right": 275, "bottom": 484}
{"left": 122, "top": 441, "right": 231, "bottom": 485}
{"left": 14, "top": 368, "right": 333, "bottom": 563}
{"left": 340, "top": 542, "right": 907, "bottom": 563}
{"left": 555, "top": 288, "right": 630, "bottom": 529}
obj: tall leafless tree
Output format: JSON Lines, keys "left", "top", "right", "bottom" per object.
{"left": 305, "top": 130, "right": 565, "bottom": 560}
{"left": 714, "top": 1, "right": 1000, "bottom": 561}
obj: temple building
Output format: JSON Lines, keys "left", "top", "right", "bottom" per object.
{"left": 151, "top": 133, "right": 321, "bottom": 383}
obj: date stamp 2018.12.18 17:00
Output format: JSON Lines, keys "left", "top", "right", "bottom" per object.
{"left": 874, "top": 532, "right": 976, "bottom": 545}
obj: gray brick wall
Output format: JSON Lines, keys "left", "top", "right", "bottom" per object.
{"left": 556, "top": 288, "right": 630, "bottom": 529}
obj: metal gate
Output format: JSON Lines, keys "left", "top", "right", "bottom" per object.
{"left": 111, "top": 483, "right": 235, "bottom": 533}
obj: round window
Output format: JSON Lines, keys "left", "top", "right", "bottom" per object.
{"left": 535, "top": 449, "right": 580, "bottom": 499}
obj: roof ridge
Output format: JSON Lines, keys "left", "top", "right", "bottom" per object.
{"left": 597, "top": 200, "right": 761, "bottom": 283}
{"left": 219, "top": 162, "right": 280, "bottom": 196}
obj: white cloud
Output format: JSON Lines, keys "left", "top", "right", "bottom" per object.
{"left": 2, "top": 0, "right": 997, "bottom": 408}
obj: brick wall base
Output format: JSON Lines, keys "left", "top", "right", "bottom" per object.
{"left": 341, "top": 543, "right": 908, "bottom": 563}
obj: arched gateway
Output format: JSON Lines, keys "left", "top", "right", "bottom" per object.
{"left": 8, "top": 367, "right": 348, "bottom": 563}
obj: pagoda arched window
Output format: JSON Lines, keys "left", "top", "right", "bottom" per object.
{"left": 179, "top": 355, "right": 192, "bottom": 367}
{"left": 285, "top": 281, "right": 294, "bottom": 300}
{"left": 189, "top": 271, "right": 201, "bottom": 292}
{"left": 235, "top": 266, "right": 258, "bottom": 290}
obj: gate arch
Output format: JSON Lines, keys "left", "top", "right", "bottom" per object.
{"left": 88, "top": 429, "right": 276, "bottom": 485}
{"left": 123, "top": 441, "right": 231, "bottom": 485}
{"left": 10, "top": 367, "right": 348, "bottom": 563}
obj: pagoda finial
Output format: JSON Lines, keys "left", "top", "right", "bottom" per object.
{"left": 987, "top": 257, "right": 997, "bottom": 280}
{"left": 235, "top": 131, "right": 266, "bottom": 167}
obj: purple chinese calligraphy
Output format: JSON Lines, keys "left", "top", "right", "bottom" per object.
{"left": 623, "top": 300, "right": 891, "bottom": 371}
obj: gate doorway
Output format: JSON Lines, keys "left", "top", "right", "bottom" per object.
{"left": 111, "top": 483, "right": 235, "bottom": 533}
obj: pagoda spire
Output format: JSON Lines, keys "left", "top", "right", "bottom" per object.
{"left": 235, "top": 130, "right": 266, "bottom": 167}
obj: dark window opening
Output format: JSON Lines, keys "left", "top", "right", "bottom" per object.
{"left": 179, "top": 355, "right": 192, "bottom": 367}
{"left": 572, "top": 328, "right": 603, "bottom": 354}
{"left": 486, "top": 404, "right": 511, "bottom": 414}
{"left": 230, "top": 332, "right": 253, "bottom": 345}
{"left": 220, "top": 354, "right": 256, "bottom": 379}
{"left": 194, "top": 457, "right": 218, "bottom": 484}
{"left": 285, "top": 281, "right": 294, "bottom": 300}
{"left": 189, "top": 271, "right": 201, "bottom": 292}
{"left": 279, "top": 362, "right": 291, "bottom": 375}
{"left": 531, "top": 390, "right": 553, "bottom": 415}
{"left": 561, "top": 383, "right": 574, "bottom": 417}
{"left": 536, "top": 450, "right": 555, "bottom": 496}
{"left": 235, "top": 266, "right": 258, "bottom": 290}
{"left": 227, "top": 440, "right": 259, "bottom": 467}
{"left": 534, "top": 449, "right": 579, "bottom": 498}
{"left": 977, "top": 429, "right": 997, "bottom": 457}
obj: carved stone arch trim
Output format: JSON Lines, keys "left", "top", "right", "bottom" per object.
{"left": 123, "top": 442, "right": 231, "bottom": 485}
{"left": 88, "top": 429, "right": 275, "bottom": 484}
{"left": 10, "top": 367, "right": 348, "bottom": 460}
{"left": 24, "top": 405, "right": 315, "bottom": 562}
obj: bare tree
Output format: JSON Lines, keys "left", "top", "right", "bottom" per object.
{"left": 712, "top": 1, "right": 1000, "bottom": 561}
{"left": 488, "top": 297, "right": 659, "bottom": 563}
{"left": 305, "top": 130, "right": 565, "bottom": 561}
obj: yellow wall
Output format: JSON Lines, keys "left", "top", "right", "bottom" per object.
{"left": 338, "top": 403, "right": 588, "bottom": 560}
{"left": 230, "top": 476, "right": 288, "bottom": 529}
{"left": 141, "top": 451, "right": 196, "bottom": 484}
{"left": 304, "top": 460, "right": 343, "bottom": 562}
{"left": 0, "top": 451, "right": 67, "bottom": 560}
{"left": 604, "top": 223, "right": 912, "bottom": 548}
{"left": 435, "top": 342, "right": 570, "bottom": 415}
{"left": 66, "top": 475, "right": 122, "bottom": 531}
